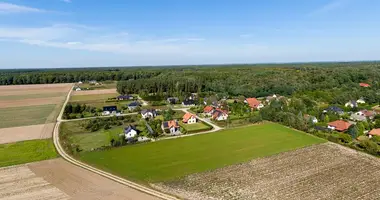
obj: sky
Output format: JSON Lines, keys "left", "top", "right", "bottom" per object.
{"left": 0, "top": 0, "right": 380, "bottom": 68}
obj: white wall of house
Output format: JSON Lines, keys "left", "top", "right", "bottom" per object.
{"left": 216, "top": 114, "right": 228, "bottom": 121}
{"left": 125, "top": 129, "right": 137, "bottom": 139}
{"left": 257, "top": 103, "right": 264, "bottom": 109}
{"left": 187, "top": 116, "right": 197, "bottom": 124}
{"left": 327, "top": 125, "right": 336, "bottom": 130}
{"left": 102, "top": 111, "right": 110, "bottom": 116}
{"left": 345, "top": 103, "right": 354, "bottom": 107}
{"left": 142, "top": 112, "right": 155, "bottom": 119}
{"left": 357, "top": 99, "right": 366, "bottom": 104}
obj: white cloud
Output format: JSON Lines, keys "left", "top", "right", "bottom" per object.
{"left": 0, "top": 2, "right": 45, "bottom": 14}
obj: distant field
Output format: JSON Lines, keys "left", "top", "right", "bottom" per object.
{"left": 0, "top": 104, "right": 56, "bottom": 129}
{"left": 0, "top": 139, "right": 58, "bottom": 167}
{"left": 77, "top": 81, "right": 117, "bottom": 90}
{"left": 70, "top": 93, "right": 118, "bottom": 102}
{"left": 72, "top": 89, "right": 118, "bottom": 96}
{"left": 0, "top": 92, "right": 66, "bottom": 100}
{"left": 69, "top": 93, "right": 133, "bottom": 110}
{"left": 179, "top": 121, "right": 211, "bottom": 132}
{"left": 80, "top": 123, "right": 325, "bottom": 182}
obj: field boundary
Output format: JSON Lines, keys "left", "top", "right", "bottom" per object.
{"left": 53, "top": 85, "right": 178, "bottom": 200}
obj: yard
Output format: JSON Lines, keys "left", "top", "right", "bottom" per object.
{"left": 69, "top": 93, "right": 135, "bottom": 110}
{"left": 79, "top": 123, "right": 325, "bottom": 183}
{"left": 0, "top": 139, "right": 58, "bottom": 167}
{"left": 179, "top": 121, "right": 212, "bottom": 132}
{"left": 0, "top": 104, "right": 57, "bottom": 129}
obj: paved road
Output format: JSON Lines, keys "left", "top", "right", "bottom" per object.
{"left": 53, "top": 86, "right": 177, "bottom": 200}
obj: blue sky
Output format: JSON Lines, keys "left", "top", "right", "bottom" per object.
{"left": 0, "top": 0, "right": 379, "bottom": 68}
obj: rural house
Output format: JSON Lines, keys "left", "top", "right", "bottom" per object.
{"left": 141, "top": 109, "right": 157, "bottom": 119}
{"left": 203, "top": 96, "right": 218, "bottom": 107}
{"left": 304, "top": 114, "right": 318, "bottom": 124}
{"left": 128, "top": 101, "right": 141, "bottom": 111}
{"left": 345, "top": 100, "right": 358, "bottom": 108}
{"left": 356, "top": 98, "right": 366, "bottom": 104}
{"left": 75, "top": 87, "right": 81, "bottom": 91}
{"left": 350, "top": 113, "right": 367, "bottom": 122}
{"left": 162, "top": 120, "right": 180, "bottom": 135}
{"left": 203, "top": 106, "right": 214, "bottom": 116}
{"left": 124, "top": 125, "right": 140, "bottom": 140}
{"left": 359, "top": 83, "right": 370, "bottom": 87}
{"left": 356, "top": 110, "right": 375, "bottom": 120}
{"left": 212, "top": 109, "right": 228, "bottom": 121}
{"left": 323, "top": 106, "right": 344, "bottom": 115}
{"left": 245, "top": 98, "right": 264, "bottom": 110}
{"left": 182, "top": 113, "right": 197, "bottom": 124}
{"left": 327, "top": 120, "right": 352, "bottom": 132}
{"left": 182, "top": 99, "right": 196, "bottom": 107}
{"left": 167, "top": 97, "right": 179, "bottom": 104}
{"left": 117, "top": 95, "right": 134, "bottom": 101}
{"left": 368, "top": 129, "right": 380, "bottom": 138}
{"left": 103, "top": 106, "right": 117, "bottom": 115}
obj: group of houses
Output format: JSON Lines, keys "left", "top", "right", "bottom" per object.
{"left": 326, "top": 119, "right": 380, "bottom": 138}
{"left": 203, "top": 106, "right": 229, "bottom": 121}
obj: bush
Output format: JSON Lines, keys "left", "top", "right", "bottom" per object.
{"left": 358, "top": 140, "right": 380, "bottom": 156}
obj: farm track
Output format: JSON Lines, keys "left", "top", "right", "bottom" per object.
{"left": 54, "top": 86, "right": 178, "bottom": 200}
{"left": 154, "top": 142, "right": 380, "bottom": 200}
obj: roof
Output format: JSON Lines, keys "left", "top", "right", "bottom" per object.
{"left": 325, "top": 106, "right": 343, "bottom": 113}
{"left": 103, "top": 106, "right": 117, "bottom": 111}
{"left": 359, "top": 110, "right": 375, "bottom": 117}
{"left": 128, "top": 101, "right": 140, "bottom": 107}
{"left": 350, "top": 113, "right": 367, "bottom": 121}
{"left": 182, "top": 113, "right": 196, "bottom": 123}
{"left": 141, "top": 109, "right": 156, "bottom": 115}
{"left": 118, "top": 95, "right": 132, "bottom": 99}
{"left": 347, "top": 100, "right": 358, "bottom": 107}
{"left": 163, "top": 120, "right": 179, "bottom": 129}
{"left": 328, "top": 120, "right": 352, "bottom": 131}
{"left": 204, "top": 106, "right": 214, "bottom": 113}
{"left": 124, "top": 125, "right": 138, "bottom": 134}
{"left": 359, "top": 83, "right": 370, "bottom": 87}
{"left": 182, "top": 99, "right": 195, "bottom": 105}
{"left": 246, "top": 98, "right": 261, "bottom": 108}
{"left": 212, "top": 109, "right": 228, "bottom": 118}
{"left": 369, "top": 129, "right": 380, "bottom": 136}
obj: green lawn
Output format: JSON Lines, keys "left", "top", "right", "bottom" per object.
{"left": 69, "top": 93, "right": 133, "bottom": 110}
{"left": 0, "top": 104, "right": 57, "bottom": 129}
{"left": 179, "top": 121, "right": 211, "bottom": 132}
{"left": 70, "top": 93, "right": 118, "bottom": 102}
{"left": 80, "top": 123, "right": 325, "bottom": 183}
{"left": 0, "top": 139, "right": 58, "bottom": 167}
{"left": 0, "top": 92, "right": 66, "bottom": 100}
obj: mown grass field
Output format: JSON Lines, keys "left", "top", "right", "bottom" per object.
{"left": 80, "top": 123, "right": 325, "bottom": 183}
{"left": 69, "top": 93, "right": 118, "bottom": 102}
{"left": 179, "top": 121, "right": 211, "bottom": 132}
{"left": 0, "top": 139, "right": 58, "bottom": 167}
{"left": 60, "top": 121, "right": 123, "bottom": 151}
{"left": 0, "top": 104, "right": 57, "bottom": 129}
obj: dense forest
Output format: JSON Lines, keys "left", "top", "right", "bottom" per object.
{"left": 1, "top": 62, "right": 380, "bottom": 105}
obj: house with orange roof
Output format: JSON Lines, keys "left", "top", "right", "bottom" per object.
{"left": 359, "top": 83, "right": 370, "bottom": 87}
{"left": 212, "top": 109, "right": 228, "bottom": 121}
{"left": 162, "top": 120, "right": 180, "bottom": 135}
{"left": 327, "top": 120, "right": 352, "bottom": 132}
{"left": 182, "top": 113, "right": 197, "bottom": 124}
{"left": 369, "top": 129, "right": 380, "bottom": 138}
{"left": 203, "top": 106, "right": 214, "bottom": 116}
{"left": 244, "top": 98, "right": 264, "bottom": 110}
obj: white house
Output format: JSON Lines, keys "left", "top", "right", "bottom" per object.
{"left": 345, "top": 100, "right": 358, "bottom": 108}
{"left": 182, "top": 113, "right": 197, "bottom": 124}
{"left": 141, "top": 109, "right": 157, "bottom": 119}
{"left": 75, "top": 87, "right": 81, "bottom": 91}
{"left": 212, "top": 109, "right": 228, "bottom": 121}
{"left": 78, "top": 81, "right": 83, "bottom": 84}
{"left": 124, "top": 126, "right": 139, "bottom": 140}
{"left": 102, "top": 111, "right": 110, "bottom": 116}
{"left": 356, "top": 98, "right": 366, "bottom": 104}
{"left": 162, "top": 120, "right": 181, "bottom": 135}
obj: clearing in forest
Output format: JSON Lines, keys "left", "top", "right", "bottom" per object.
{"left": 80, "top": 123, "right": 325, "bottom": 182}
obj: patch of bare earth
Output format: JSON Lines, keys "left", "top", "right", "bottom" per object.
{"left": 0, "top": 83, "right": 72, "bottom": 96}
{"left": 152, "top": 143, "right": 380, "bottom": 200}
{"left": 72, "top": 88, "right": 117, "bottom": 96}
{"left": 0, "top": 123, "right": 55, "bottom": 144}
{"left": 26, "top": 158, "right": 160, "bottom": 200}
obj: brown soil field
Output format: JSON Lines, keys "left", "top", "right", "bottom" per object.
{"left": 0, "top": 96, "right": 64, "bottom": 108}
{"left": 0, "top": 83, "right": 72, "bottom": 96}
{"left": 0, "top": 123, "right": 55, "bottom": 144}
{"left": 26, "top": 158, "right": 159, "bottom": 200}
{"left": 72, "top": 88, "right": 117, "bottom": 96}
{"left": 153, "top": 142, "right": 380, "bottom": 200}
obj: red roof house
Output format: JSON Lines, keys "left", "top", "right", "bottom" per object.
{"left": 182, "top": 113, "right": 197, "bottom": 124}
{"left": 369, "top": 129, "right": 380, "bottom": 137}
{"left": 359, "top": 83, "right": 370, "bottom": 87}
{"left": 245, "top": 98, "right": 263, "bottom": 109}
{"left": 203, "top": 106, "right": 214, "bottom": 113}
{"left": 327, "top": 120, "right": 352, "bottom": 132}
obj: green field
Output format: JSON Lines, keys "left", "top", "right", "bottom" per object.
{"left": 77, "top": 81, "right": 117, "bottom": 90}
{"left": 69, "top": 93, "right": 133, "bottom": 110}
{"left": 0, "top": 104, "right": 57, "bottom": 129}
{"left": 80, "top": 123, "right": 325, "bottom": 183}
{"left": 70, "top": 93, "right": 118, "bottom": 102}
{"left": 60, "top": 121, "right": 124, "bottom": 151}
{"left": 179, "top": 121, "right": 211, "bottom": 132}
{"left": 0, "top": 92, "right": 65, "bottom": 100}
{"left": 0, "top": 139, "right": 58, "bottom": 167}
